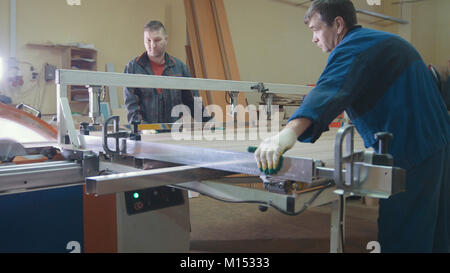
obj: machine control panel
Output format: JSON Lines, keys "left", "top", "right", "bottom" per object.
{"left": 124, "top": 186, "right": 184, "bottom": 215}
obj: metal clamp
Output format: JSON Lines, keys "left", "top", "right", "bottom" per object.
{"left": 88, "top": 85, "right": 104, "bottom": 125}
{"left": 251, "top": 83, "right": 273, "bottom": 120}
{"left": 333, "top": 125, "right": 406, "bottom": 198}
{"left": 129, "top": 120, "right": 142, "bottom": 141}
{"left": 265, "top": 94, "right": 274, "bottom": 120}
{"left": 103, "top": 115, "right": 130, "bottom": 156}
{"left": 251, "top": 82, "right": 268, "bottom": 93}
{"left": 228, "top": 91, "right": 240, "bottom": 118}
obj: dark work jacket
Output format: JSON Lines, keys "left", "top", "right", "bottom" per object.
{"left": 289, "top": 26, "right": 450, "bottom": 171}
{"left": 288, "top": 26, "right": 450, "bottom": 252}
{"left": 441, "top": 76, "right": 450, "bottom": 110}
{"left": 123, "top": 52, "right": 205, "bottom": 123}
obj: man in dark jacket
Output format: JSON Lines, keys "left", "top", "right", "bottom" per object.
{"left": 254, "top": 0, "right": 450, "bottom": 252}
{"left": 123, "top": 20, "right": 206, "bottom": 124}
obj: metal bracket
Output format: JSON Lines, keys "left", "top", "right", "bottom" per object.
{"left": 251, "top": 83, "right": 273, "bottom": 119}
{"left": 259, "top": 175, "right": 294, "bottom": 194}
{"left": 265, "top": 93, "right": 274, "bottom": 120}
{"left": 333, "top": 125, "right": 405, "bottom": 198}
{"left": 228, "top": 91, "right": 239, "bottom": 118}
{"left": 251, "top": 82, "right": 268, "bottom": 93}
{"left": 82, "top": 152, "right": 99, "bottom": 178}
{"left": 103, "top": 115, "right": 130, "bottom": 156}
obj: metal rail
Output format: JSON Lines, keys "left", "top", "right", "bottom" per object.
{"left": 86, "top": 162, "right": 233, "bottom": 195}
{"left": 56, "top": 69, "right": 313, "bottom": 149}
{"left": 0, "top": 161, "right": 84, "bottom": 194}
{"left": 56, "top": 69, "right": 312, "bottom": 95}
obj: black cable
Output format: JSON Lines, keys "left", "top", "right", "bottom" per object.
{"left": 171, "top": 181, "right": 334, "bottom": 216}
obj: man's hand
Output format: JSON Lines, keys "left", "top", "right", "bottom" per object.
{"left": 254, "top": 127, "right": 298, "bottom": 174}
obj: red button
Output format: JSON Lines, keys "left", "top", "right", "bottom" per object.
{"left": 134, "top": 202, "right": 144, "bottom": 210}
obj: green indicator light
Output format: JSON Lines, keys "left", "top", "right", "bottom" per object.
{"left": 133, "top": 192, "right": 140, "bottom": 199}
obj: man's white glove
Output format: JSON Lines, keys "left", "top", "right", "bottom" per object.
{"left": 254, "top": 127, "right": 298, "bottom": 174}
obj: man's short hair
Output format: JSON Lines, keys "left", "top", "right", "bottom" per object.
{"left": 144, "top": 20, "right": 167, "bottom": 35}
{"left": 304, "top": 0, "right": 357, "bottom": 28}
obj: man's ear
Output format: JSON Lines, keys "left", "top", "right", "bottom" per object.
{"left": 335, "top": 16, "right": 346, "bottom": 34}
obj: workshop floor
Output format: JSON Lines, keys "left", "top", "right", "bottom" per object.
{"left": 188, "top": 195, "right": 379, "bottom": 253}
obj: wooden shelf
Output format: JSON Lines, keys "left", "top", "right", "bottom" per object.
{"left": 26, "top": 43, "right": 98, "bottom": 113}
{"left": 61, "top": 47, "right": 98, "bottom": 106}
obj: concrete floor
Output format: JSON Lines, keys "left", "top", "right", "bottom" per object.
{"left": 188, "top": 194, "right": 379, "bottom": 253}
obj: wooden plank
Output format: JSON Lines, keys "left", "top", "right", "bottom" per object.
{"left": 211, "top": 0, "right": 247, "bottom": 108}
{"left": 184, "top": 0, "right": 248, "bottom": 122}
{"left": 184, "top": 0, "right": 211, "bottom": 106}
{"left": 192, "top": 0, "right": 229, "bottom": 115}
{"left": 185, "top": 45, "right": 196, "bottom": 78}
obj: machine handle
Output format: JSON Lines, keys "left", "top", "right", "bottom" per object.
{"left": 16, "top": 103, "right": 41, "bottom": 118}
{"left": 374, "top": 132, "right": 393, "bottom": 154}
{"left": 373, "top": 132, "right": 394, "bottom": 166}
{"left": 334, "top": 125, "right": 354, "bottom": 189}
{"left": 247, "top": 146, "right": 257, "bottom": 153}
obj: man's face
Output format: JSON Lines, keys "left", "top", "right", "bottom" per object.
{"left": 144, "top": 29, "right": 168, "bottom": 59}
{"left": 308, "top": 13, "right": 340, "bottom": 53}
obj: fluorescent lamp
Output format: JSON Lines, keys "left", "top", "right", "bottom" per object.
{"left": 66, "top": 0, "right": 81, "bottom": 6}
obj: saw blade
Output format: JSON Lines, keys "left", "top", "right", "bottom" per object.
{"left": 0, "top": 138, "right": 27, "bottom": 162}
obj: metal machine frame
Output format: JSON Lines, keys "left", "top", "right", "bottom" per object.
{"left": 0, "top": 69, "right": 405, "bottom": 253}
{"left": 55, "top": 69, "right": 312, "bottom": 149}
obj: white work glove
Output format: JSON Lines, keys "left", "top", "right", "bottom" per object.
{"left": 254, "top": 127, "right": 297, "bottom": 175}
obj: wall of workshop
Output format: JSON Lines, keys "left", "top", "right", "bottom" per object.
{"left": 0, "top": 0, "right": 392, "bottom": 114}
{"left": 410, "top": 0, "right": 450, "bottom": 68}
{"left": 0, "top": 1, "right": 10, "bottom": 95}
{"left": 0, "top": 0, "right": 187, "bottom": 115}
{"left": 354, "top": 0, "right": 450, "bottom": 71}
{"left": 434, "top": 0, "right": 450, "bottom": 68}
{"left": 223, "top": 0, "right": 397, "bottom": 106}
{"left": 1, "top": 0, "right": 448, "bottom": 115}
{"left": 223, "top": 0, "right": 449, "bottom": 106}
{"left": 382, "top": 0, "right": 449, "bottom": 69}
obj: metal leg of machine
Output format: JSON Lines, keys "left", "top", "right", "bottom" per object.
{"left": 330, "top": 195, "right": 346, "bottom": 253}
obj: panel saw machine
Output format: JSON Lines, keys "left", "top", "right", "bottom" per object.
{"left": 0, "top": 69, "right": 405, "bottom": 253}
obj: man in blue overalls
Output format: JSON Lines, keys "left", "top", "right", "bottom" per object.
{"left": 254, "top": 0, "right": 450, "bottom": 252}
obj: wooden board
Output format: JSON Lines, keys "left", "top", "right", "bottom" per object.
{"left": 184, "top": 0, "right": 248, "bottom": 122}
